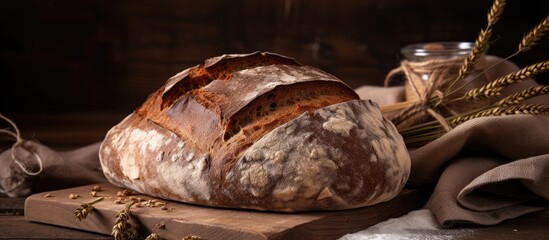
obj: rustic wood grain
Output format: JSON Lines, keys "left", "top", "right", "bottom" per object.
{"left": 0, "top": 197, "right": 109, "bottom": 239}
{"left": 3, "top": 195, "right": 549, "bottom": 239}
{"left": 0, "top": 215, "right": 111, "bottom": 240}
{"left": 24, "top": 184, "right": 426, "bottom": 240}
{"left": 0, "top": 197, "right": 24, "bottom": 216}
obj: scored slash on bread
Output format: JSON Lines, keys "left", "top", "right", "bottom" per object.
{"left": 99, "top": 52, "right": 410, "bottom": 211}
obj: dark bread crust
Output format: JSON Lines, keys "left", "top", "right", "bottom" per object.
{"left": 99, "top": 52, "right": 410, "bottom": 211}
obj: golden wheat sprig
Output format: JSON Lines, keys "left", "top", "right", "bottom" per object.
{"left": 518, "top": 15, "right": 549, "bottom": 52}
{"left": 450, "top": 104, "right": 549, "bottom": 127}
{"left": 463, "top": 85, "right": 502, "bottom": 101}
{"left": 499, "top": 103, "right": 549, "bottom": 115}
{"left": 449, "top": 107, "right": 501, "bottom": 126}
{"left": 74, "top": 197, "right": 104, "bottom": 221}
{"left": 443, "top": 0, "right": 506, "bottom": 98}
{"left": 486, "top": 0, "right": 507, "bottom": 26}
{"left": 449, "top": 15, "right": 549, "bottom": 99}
{"left": 464, "top": 60, "right": 549, "bottom": 100}
{"left": 399, "top": 102, "right": 549, "bottom": 148}
{"left": 112, "top": 201, "right": 138, "bottom": 240}
{"left": 453, "top": 0, "right": 506, "bottom": 82}
{"left": 393, "top": 0, "right": 549, "bottom": 148}
{"left": 402, "top": 104, "right": 549, "bottom": 146}
{"left": 496, "top": 85, "right": 549, "bottom": 107}
{"left": 455, "top": 29, "right": 492, "bottom": 82}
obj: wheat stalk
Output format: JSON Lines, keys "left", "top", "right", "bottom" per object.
{"left": 455, "top": 0, "right": 506, "bottom": 80}
{"left": 496, "top": 85, "right": 549, "bottom": 107}
{"left": 449, "top": 107, "right": 501, "bottom": 126}
{"left": 393, "top": 1, "right": 549, "bottom": 148}
{"left": 450, "top": 15, "right": 549, "bottom": 99}
{"left": 400, "top": 103, "right": 549, "bottom": 147}
{"left": 112, "top": 201, "right": 138, "bottom": 240}
{"left": 450, "top": 104, "right": 549, "bottom": 126}
{"left": 455, "top": 29, "right": 492, "bottom": 82}
{"left": 461, "top": 15, "right": 549, "bottom": 101}
{"left": 74, "top": 197, "right": 104, "bottom": 221}
{"left": 464, "top": 60, "right": 549, "bottom": 100}
{"left": 518, "top": 16, "right": 549, "bottom": 52}
{"left": 444, "top": 0, "right": 506, "bottom": 96}
{"left": 499, "top": 104, "right": 549, "bottom": 115}
{"left": 486, "top": 0, "right": 507, "bottom": 26}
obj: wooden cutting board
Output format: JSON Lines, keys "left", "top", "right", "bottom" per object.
{"left": 25, "top": 183, "right": 426, "bottom": 240}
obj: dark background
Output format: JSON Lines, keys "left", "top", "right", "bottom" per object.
{"left": 2, "top": 2, "right": 549, "bottom": 236}
{"left": 1, "top": 0, "right": 548, "bottom": 114}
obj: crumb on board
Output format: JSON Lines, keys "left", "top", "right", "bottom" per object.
{"left": 69, "top": 193, "right": 80, "bottom": 199}
{"left": 90, "top": 191, "right": 98, "bottom": 197}
{"left": 91, "top": 185, "right": 102, "bottom": 191}
{"left": 154, "top": 222, "right": 166, "bottom": 229}
{"left": 43, "top": 193, "right": 54, "bottom": 198}
{"left": 183, "top": 235, "right": 203, "bottom": 240}
{"left": 126, "top": 189, "right": 138, "bottom": 195}
{"left": 118, "top": 189, "right": 138, "bottom": 197}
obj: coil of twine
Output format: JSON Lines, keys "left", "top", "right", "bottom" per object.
{"left": 0, "top": 114, "right": 44, "bottom": 194}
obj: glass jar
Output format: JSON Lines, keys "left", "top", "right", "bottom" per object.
{"left": 399, "top": 41, "right": 488, "bottom": 106}
{"left": 401, "top": 42, "right": 474, "bottom": 62}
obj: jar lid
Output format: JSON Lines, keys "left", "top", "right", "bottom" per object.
{"left": 401, "top": 42, "right": 474, "bottom": 61}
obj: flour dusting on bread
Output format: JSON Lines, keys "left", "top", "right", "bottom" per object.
{"left": 99, "top": 52, "right": 410, "bottom": 212}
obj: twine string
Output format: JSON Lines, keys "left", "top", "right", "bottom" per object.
{"left": 0, "top": 113, "right": 44, "bottom": 194}
{"left": 384, "top": 67, "right": 404, "bottom": 87}
{"left": 401, "top": 61, "right": 426, "bottom": 102}
{"left": 386, "top": 58, "right": 470, "bottom": 131}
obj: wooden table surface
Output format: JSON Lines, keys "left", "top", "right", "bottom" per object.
{"left": 1, "top": 113, "right": 549, "bottom": 239}
{"left": 1, "top": 196, "right": 549, "bottom": 240}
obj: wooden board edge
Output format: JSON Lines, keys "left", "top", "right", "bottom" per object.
{"left": 23, "top": 188, "right": 271, "bottom": 240}
{"left": 23, "top": 185, "right": 427, "bottom": 240}
{"left": 271, "top": 189, "right": 427, "bottom": 239}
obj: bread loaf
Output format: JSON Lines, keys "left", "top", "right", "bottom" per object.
{"left": 99, "top": 52, "right": 410, "bottom": 211}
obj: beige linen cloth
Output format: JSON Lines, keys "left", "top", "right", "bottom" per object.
{"left": 0, "top": 141, "right": 108, "bottom": 197}
{"left": 356, "top": 56, "right": 549, "bottom": 227}
{"left": 412, "top": 114, "right": 549, "bottom": 227}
